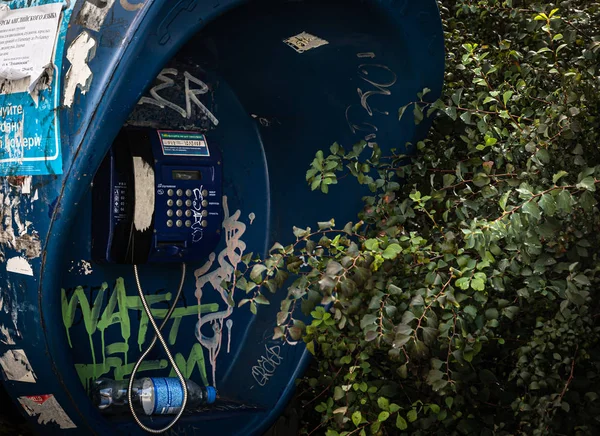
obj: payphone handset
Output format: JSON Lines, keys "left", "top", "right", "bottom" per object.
{"left": 92, "top": 129, "right": 223, "bottom": 264}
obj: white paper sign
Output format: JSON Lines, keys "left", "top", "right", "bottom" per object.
{"left": 0, "top": 3, "right": 63, "bottom": 89}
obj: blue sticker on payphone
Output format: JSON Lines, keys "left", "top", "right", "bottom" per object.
{"left": 159, "top": 130, "right": 211, "bottom": 157}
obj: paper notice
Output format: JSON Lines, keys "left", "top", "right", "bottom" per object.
{"left": 0, "top": 3, "right": 63, "bottom": 90}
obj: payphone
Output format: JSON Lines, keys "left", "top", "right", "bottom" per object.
{"left": 92, "top": 128, "right": 223, "bottom": 264}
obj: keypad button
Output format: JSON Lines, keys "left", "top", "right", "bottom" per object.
{"left": 176, "top": 189, "right": 183, "bottom": 196}
{"left": 185, "top": 210, "right": 192, "bottom": 217}
{"left": 167, "top": 189, "right": 174, "bottom": 196}
{"left": 185, "top": 199, "right": 192, "bottom": 207}
{"left": 186, "top": 189, "right": 192, "bottom": 197}
{"left": 185, "top": 220, "right": 192, "bottom": 227}
{"left": 176, "top": 210, "right": 183, "bottom": 217}
{"left": 167, "top": 210, "right": 174, "bottom": 217}
{"left": 201, "top": 189, "right": 208, "bottom": 197}
{"left": 176, "top": 220, "right": 183, "bottom": 227}
{"left": 201, "top": 220, "right": 208, "bottom": 228}
{"left": 202, "top": 210, "right": 208, "bottom": 217}
{"left": 201, "top": 200, "right": 208, "bottom": 207}
{"left": 176, "top": 199, "right": 183, "bottom": 207}
{"left": 167, "top": 220, "right": 173, "bottom": 227}
{"left": 167, "top": 199, "right": 174, "bottom": 207}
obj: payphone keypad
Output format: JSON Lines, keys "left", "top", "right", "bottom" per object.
{"left": 164, "top": 187, "right": 208, "bottom": 230}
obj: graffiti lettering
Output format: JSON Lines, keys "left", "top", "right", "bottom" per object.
{"left": 195, "top": 196, "right": 248, "bottom": 388}
{"left": 345, "top": 56, "right": 397, "bottom": 142}
{"left": 251, "top": 345, "right": 283, "bottom": 387}
{"left": 138, "top": 69, "right": 219, "bottom": 125}
{"left": 62, "top": 278, "right": 220, "bottom": 382}
{"left": 191, "top": 187, "right": 204, "bottom": 242}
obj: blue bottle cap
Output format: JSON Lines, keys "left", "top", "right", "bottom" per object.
{"left": 206, "top": 386, "right": 217, "bottom": 404}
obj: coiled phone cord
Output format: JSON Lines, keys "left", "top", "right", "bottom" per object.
{"left": 129, "top": 263, "right": 188, "bottom": 433}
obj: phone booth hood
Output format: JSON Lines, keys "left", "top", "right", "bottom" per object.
{"left": 0, "top": 0, "right": 445, "bottom": 434}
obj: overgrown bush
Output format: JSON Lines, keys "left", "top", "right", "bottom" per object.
{"left": 240, "top": 1, "right": 600, "bottom": 434}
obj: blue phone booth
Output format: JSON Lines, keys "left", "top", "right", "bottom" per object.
{"left": 0, "top": 0, "right": 444, "bottom": 434}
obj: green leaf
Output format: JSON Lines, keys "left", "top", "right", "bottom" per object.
{"left": 499, "top": 191, "right": 510, "bottom": 211}
{"left": 522, "top": 201, "right": 541, "bottom": 220}
{"left": 352, "top": 411, "right": 362, "bottom": 427}
{"left": 576, "top": 176, "right": 596, "bottom": 192}
{"left": 456, "top": 277, "right": 470, "bottom": 290}
{"left": 413, "top": 103, "right": 424, "bottom": 124}
{"left": 463, "top": 305, "right": 477, "bottom": 318}
{"left": 365, "top": 239, "right": 379, "bottom": 251}
{"left": 473, "top": 173, "right": 491, "bottom": 187}
{"left": 407, "top": 409, "right": 418, "bottom": 423}
{"left": 389, "top": 403, "right": 401, "bottom": 413}
{"left": 382, "top": 243, "right": 402, "bottom": 259}
{"left": 396, "top": 415, "right": 408, "bottom": 430}
{"left": 334, "top": 386, "right": 344, "bottom": 401}
{"left": 557, "top": 190, "right": 574, "bottom": 213}
{"left": 377, "top": 397, "right": 390, "bottom": 411}
{"left": 378, "top": 411, "right": 390, "bottom": 422}
{"left": 250, "top": 264, "right": 267, "bottom": 283}
{"left": 471, "top": 278, "right": 485, "bottom": 291}
{"left": 445, "top": 397, "right": 454, "bottom": 409}
{"left": 553, "top": 171, "right": 568, "bottom": 183}
{"left": 254, "top": 294, "right": 270, "bottom": 305}
{"left": 503, "top": 91, "right": 513, "bottom": 106}
{"left": 573, "top": 274, "right": 591, "bottom": 286}
{"left": 539, "top": 194, "right": 557, "bottom": 216}
{"left": 485, "top": 308, "right": 499, "bottom": 320}
{"left": 536, "top": 148, "right": 550, "bottom": 164}
{"left": 360, "top": 314, "right": 378, "bottom": 329}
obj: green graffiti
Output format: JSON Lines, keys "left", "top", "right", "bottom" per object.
{"left": 62, "top": 277, "right": 219, "bottom": 384}
{"left": 169, "top": 343, "right": 208, "bottom": 385}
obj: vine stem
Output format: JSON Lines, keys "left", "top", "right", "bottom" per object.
{"left": 413, "top": 276, "right": 454, "bottom": 340}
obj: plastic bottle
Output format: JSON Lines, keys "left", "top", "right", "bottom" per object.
{"left": 92, "top": 377, "right": 217, "bottom": 415}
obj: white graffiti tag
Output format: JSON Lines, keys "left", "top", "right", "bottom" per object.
{"left": 251, "top": 345, "right": 283, "bottom": 387}
{"left": 139, "top": 69, "right": 219, "bottom": 126}
{"left": 195, "top": 196, "right": 248, "bottom": 387}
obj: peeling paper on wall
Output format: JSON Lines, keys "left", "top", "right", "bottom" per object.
{"left": 77, "top": 0, "right": 116, "bottom": 32}
{"left": 0, "top": 325, "right": 15, "bottom": 345}
{"left": 6, "top": 256, "right": 33, "bottom": 276}
{"left": 0, "top": 348, "right": 37, "bottom": 383}
{"left": 0, "top": 191, "right": 42, "bottom": 260}
{"left": 18, "top": 394, "right": 76, "bottom": 429}
{"left": 63, "top": 30, "right": 97, "bottom": 108}
{"left": 0, "top": 3, "right": 63, "bottom": 94}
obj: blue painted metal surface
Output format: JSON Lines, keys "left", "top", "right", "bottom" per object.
{"left": 0, "top": 0, "right": 444, "bottom": 434}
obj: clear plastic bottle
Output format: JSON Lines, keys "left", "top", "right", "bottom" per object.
{"left": 92, "top": 377, "right": 217, "bottom": 415}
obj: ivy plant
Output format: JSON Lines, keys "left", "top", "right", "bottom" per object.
{"left": 237, "top": 1, "right": 600, "bottom": 434}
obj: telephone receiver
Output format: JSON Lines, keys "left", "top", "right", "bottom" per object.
{"left": 92, "top": 128, "right": 223, "bottom": 264}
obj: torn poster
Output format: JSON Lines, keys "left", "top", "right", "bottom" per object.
{"left": 0, "top": 1, "right": 76, "bottom": 176}
{"left": 18, "top": 394, "right": 77, "bottom": 429}
{"left": 0, "top": 348, "right": 37, "bottom": 383}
